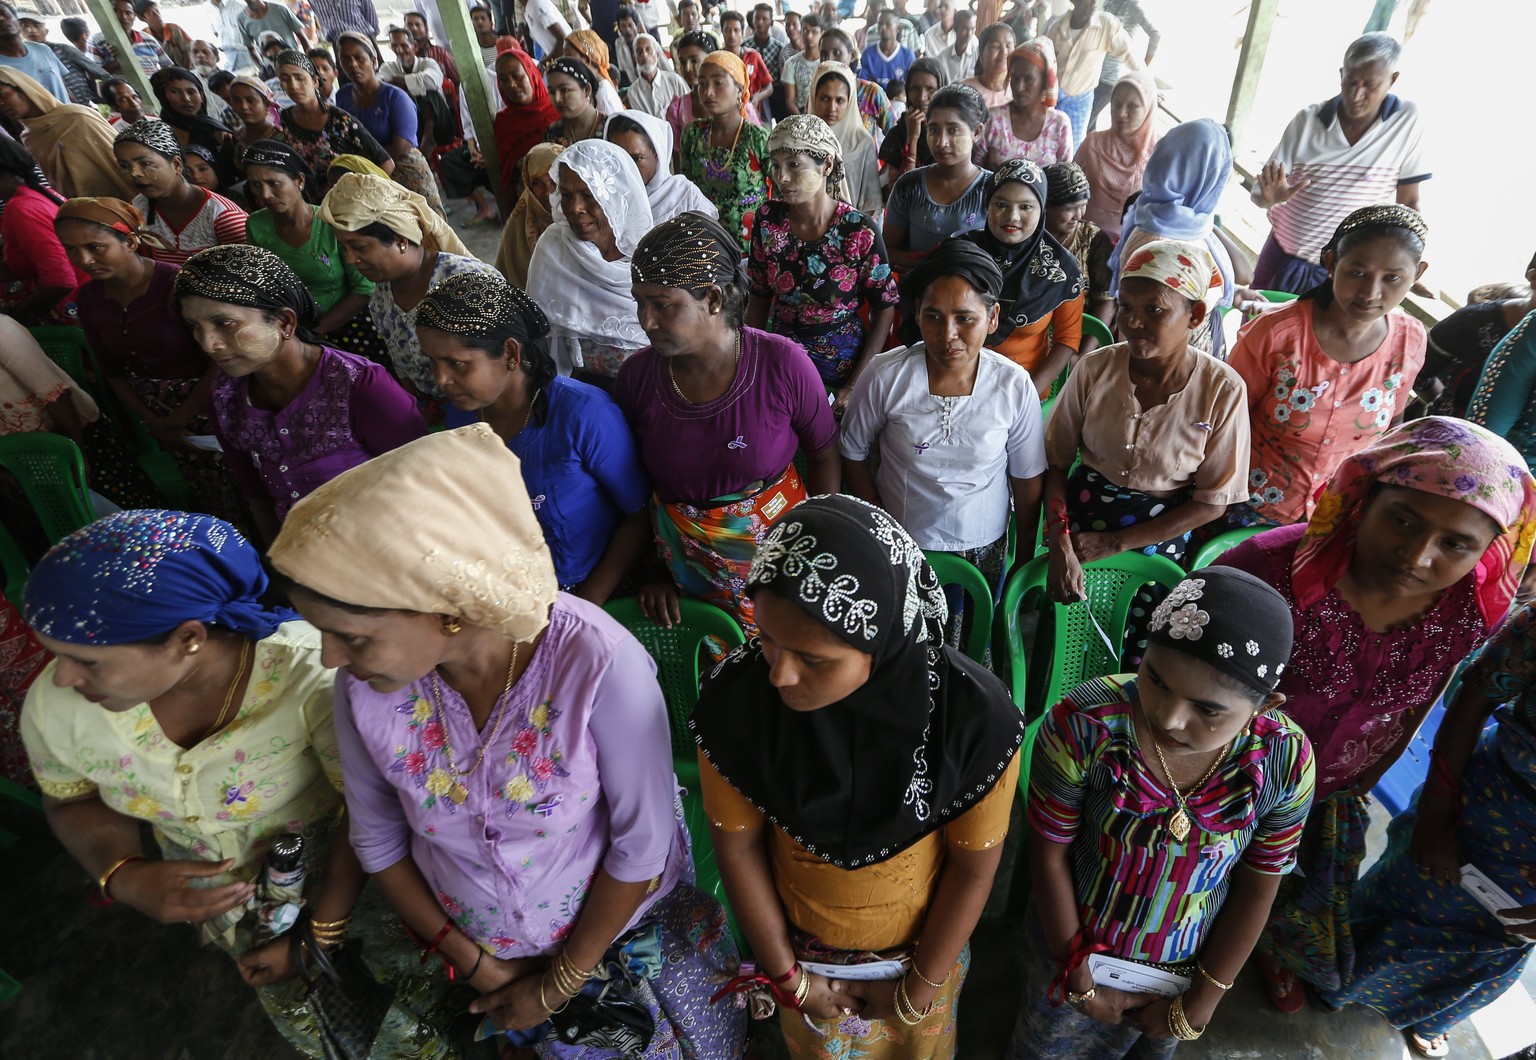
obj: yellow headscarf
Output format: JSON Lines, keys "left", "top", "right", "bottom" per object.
{"left": 269, "top": 423, "right": 557, "bottom": 641}
{"left": 495, "top": 142, "right": 564, "bottom": 289}
{"left": 0, "top": 68, "right": 135, "bottom": 199}
{"left": 326, "top": 153, "right": 392, "bottom": 181}
{"left": 316, "top": 172, "right": 473, "bottom": 257}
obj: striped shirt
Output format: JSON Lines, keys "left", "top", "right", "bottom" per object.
{"left": 133, "top": 189, "right": 249, "bottom": 267}
{"left": 1260, "top": 95, "right": 1429, "bottom": 265}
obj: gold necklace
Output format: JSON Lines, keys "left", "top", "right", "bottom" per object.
{"left": 668, "top": 330, "right": 740, "bottom": 403}
{"left": 427, "top": 641, "right": 522, "bottom": 805}
{"left": 205, "top": 639, "right": 252, "bottom": 740}
{"left": 1148, "top": 729, "right": 1232, "bottom": 842}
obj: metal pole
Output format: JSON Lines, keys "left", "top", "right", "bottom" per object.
{"left": 1224, "top": 0, "right": 1279, "bottom": 156}
{"left": 79, "top": 0, "right": 155, "bottom": 104}
{"left": 435, "top": 0, "right": 502, "bottom": 194}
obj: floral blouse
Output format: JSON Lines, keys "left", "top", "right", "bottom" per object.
{"left": 979, "top": 105, "right": 1074, "bottom": 169}
{"left": 275, "top": 105, "right": 392, "bottom": 193}
{"left": 678, "top": 118, "right": 770, "bottom": 253}
{"left": 746, "top": 199, "right": 900, "bottom": 386}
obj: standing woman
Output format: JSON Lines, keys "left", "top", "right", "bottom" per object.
{"left": 1215, "top": 418, "right": 1536, "bottom": 1016}
{"left": 0, "top": 137, "right": 83, "bottom": 325}
{"left": 492, "top": 47, "right": 559, "bottom": 206}
{"left": 268, "top": 426, "right": 750, "bottom": 1057}
{"left": 318, "top": 172, "right": 494, "bottom": 402}
{"left": 747, "top": 114, "right": 898, "bottom": 406}
{"left": 694, "top": 494, "right": 1026, "bottom": 1060}
{"left": 605, "top": 109, "right": 718, "bottom": 225}
{"left": 149, "top": 66, "right": 236, "bottom": 184}
{"left": 494, "top": 142, "right": 563, "bottom": 290}
{"left": 1229, "top": 206, "right": 1428, "bottom": 529}
{"left": 113, "top": 120, "right": 248, "bottom": 266}
{"left": 526, "top": 139, "right": 652, "bottom": 384}
{"left": 273, "top": 50, "right": 394, "bottom": 197}
{"left": 980, "top": 40, "right": 1072, "bottom": 169}
{"left": 333, "top": 32, "right": 445, "bottom": 217}
{"left": 418, "top": 273, "right": 651, "bottom": 603}
{"left": 242, "top": 140, "right": 389, "bottom": 365}
{"left": 56, "top": 197, "right": 246, "bottom": 527}
{"left": 962, "top": 22, "right": 1016, "bottom": 110}
{"left": 543, "top": 56, "right": 606, "bottom": 147}
{"left": 877, "top": 56, "right": 946, "bottom": 183}
{"left": 884, "top": 83, "right": 991, "bottom": 270}
{"left": 808, "top": 61, "right": 880, "bottom": 216}
{"left": 1042, "top": 0, "right": 1142, "bottom": 150}
{"left": 960, "top": 159, "right": 1084, "bottom": 389}
{"left": 616, "top": 212, "right": 840, "bottom": 634}
{"left": 181, "top": 246, "right": 427, "bottom": 542}
{"left": 677, "top": 50, "right": 770, "bottom": 252}
{"left": 0, "top": 67, "right": 135, "bottom": 199}
{"left": 1073, "top": 68, "right": 1157, "bottom": 243}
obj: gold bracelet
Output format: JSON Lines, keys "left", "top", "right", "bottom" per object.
{"left": 310, "top": 917, "right": 351, "bottom": 932}
{"left": 538, "top": 972, "right": 571, "bottom": 1015}
{"left": 98, "top": 853, "right": 146, "bottom": 899}
{"left": 792, "top": 969, "right": 811, "bottom": 1009}
{"left": 549, "top": 963, "right": 584, "bottom": 999}
{"left": 907, "top": 961, "right": 947, "bottom": 991}
{"left": 1168, "top": 996, "right": 1204, "bottom": 1041}
{"left": 554, "top": 950, "right": 595, "bottom": 990}
{"left": 1196, "top": 961, "right": 1232, "bottom": 991}
{"left": 892, "top": 977, "right": 929, "bottom": 1026}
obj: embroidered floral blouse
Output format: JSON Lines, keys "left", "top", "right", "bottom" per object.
{"left": 21, "top": 622, "right": 342, "bottom": 883}
{"left": 334, "top": 596, "right": 688, "bottom": 957}
{"left": 1229, "top": 300, "right": 1426, "bottom": 525}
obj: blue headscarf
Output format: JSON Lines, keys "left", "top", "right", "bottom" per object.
{"left": 24, "top": 510, "right": 295, "bottom": 645}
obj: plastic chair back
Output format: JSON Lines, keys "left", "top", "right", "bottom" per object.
{"left": 1259, "top": 290, "right": 1299, "bottom": 304}
{"left": 923, "top": 550, "right": 994, "bottom": 664}
{"left": 29, "top": 325, "right": 94, "bottom": 392}
{"left": 0, "top": 433, "right": 95, "bottom": 545}
{"left": 1188, "top": 526, "right": 1271, "bottom": 571}
{"left": 1081, "top": 314, "right": 1114, "bottom": 347}
{"left": 602, "top": 596, "right": 747, "bottom": 758}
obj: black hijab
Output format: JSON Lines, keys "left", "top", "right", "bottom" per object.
{"left": 690, "top": 495, "right": 1024, "bottom": 869}
{"left": 150, "top": 67, "right": 237, "bottom": 185}
{"left": 896, "top": 236, "right": 1003, "bottom": 346}
{"left": 962, "top": 158, "right": 1083, "bottom": 343}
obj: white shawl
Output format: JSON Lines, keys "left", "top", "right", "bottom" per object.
{"left": 607, "top": 110, "right": 718, "bottom": 226}
{"left": 813, "top": 62, "right": 881, "bottom": 216}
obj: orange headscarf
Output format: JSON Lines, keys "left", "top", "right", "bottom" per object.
{"left": 565, "top": 29, "right": 617, "bottom": 87}
{"left": 1012, "top": 39, "right": 1058, "bottom": 107}
{"left": 702, "top": 50, "right": 750, "bottom": 118}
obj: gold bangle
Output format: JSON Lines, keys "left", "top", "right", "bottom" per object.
{"left": 538, "top": 973, "right": 570, "bottom": 1015}
{"left": 892, "top": 977, "right": 929, "bottom": 1026}
{"left": 1196, "top": 961, "right": 1232, "bottom": 991}
{"left": 549, "top": 964, "right": 583, "bottom": 999}
{"left": 1168, "top": 996, "right": 1204, "bottom": 1041}
{"left": 792, "top": 969, "right": 811, "bottom": 1009}
{"left": 310, "top": 917, "right": 351, "bottom": 932}
{"left": 98, "top": 853, "right": 145, "bottom": 899}
{"left": 907, "top": 961, "right": 947, "bottom": 992}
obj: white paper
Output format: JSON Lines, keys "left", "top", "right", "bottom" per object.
{"left": 1087, "top": 954, "right": 1191, "bottom": 999}
{"left": 1460, "top": 864, "right": 1533, "bottom": 927}
{"left": 801, "top": 959, "right": 907, "bottom": 982}
{"left": 185, "top": 435, "right": 224, "bottom": 452}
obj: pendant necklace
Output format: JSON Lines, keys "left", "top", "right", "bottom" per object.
{"left": 427, "top": 641, "right": 522, "bottom": 805}
{"left": 702, "top": 115, "right": 744, "bottom": 183}
{"left": 1149, "top": 732, "right": 1232, "bottom": 842}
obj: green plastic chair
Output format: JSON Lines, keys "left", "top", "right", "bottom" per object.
{"left": 674, "top": 757, "right": 748, "bottom": 954}
{"left": 923, "top": 551, "right": 994, "bottom": 665}
{"left": 1188, "top": 526, "right": 1271, "bottom": 571}
{"left": 0, "top": 433, "right": 95, "bottom": 545}
{"left": 998, "top": 551, "right": 1187, "bottom": 727}
{"left": 29, "top": 325, "right": 94, "bottom": 390}
{"left": 0, "top": 519, "right": 28, "bottom": 607}
{"left": 1258, "top": 290, "right": 1299, "bottom": 304}
{"left": 1081, "top": 314, "right": 1114, "bottom": 347}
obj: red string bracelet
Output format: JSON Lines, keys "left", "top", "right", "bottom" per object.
{"left": 404, "top": 918, "right": 456, "bottom": 966}
{"left": 1046, "top": 930, "right": 1110, "bottom": 1007}
{"left": 1048, "top": 498, "right": 1073, "bottom": 539}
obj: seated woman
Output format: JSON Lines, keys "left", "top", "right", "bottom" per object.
{"left": 1326, "top": 601, "right": 1536, "bottom": 1058}
{"left": 809, "top": 62, "right": 880, "bottom": 216}
{"left": 816, "top": 28, "right": 894, "bottom": 137}
{"left": 0, "top": 137, "right": 84, "bottom": 325}
{"left": 149, "top": 66, "right": 236, "bottom": 184}
{"left": 525, "top": 139, "right": 651, "bottom": 385}
{"left": 962, "top": 21, "right": 1016, "bottom": 110}
{"left": 317, "top": 172, "right": 495, "bottom": 402}
{"left": 272, "top": 50, "right": 394, "bottom": 197}
{"left": 1045, "top": 239, "right": 1250, "bottom": 604}
{"left": 543, "top": 56, "right": 608, "bottom": 147}
{"left": 269, "top": 426, "right": 749, "bottom": 1056}
{"left": 0, "top": 68, "right": 136, "bottom": 199}
{"left": 877, "top": 57, "right": 947, "bottom": 184}
{"left": 1215, "top": 418, "right": 1536, "bottom": 1017}
{"left": 616, "top": 212, "right": 840, "bottom": 635}
{"left": 492, "top": 47, "right": 558, "bottom": 209}
{"left": 419, "top": 273, "right": 651, "bottom": 602}
{"left": 181, "top": 245, "right": 427, "bottom": 542}
{"left": 113, "top": 120, "right": 248, "bottom": 266}
{"left": 1420, "top": 256, "right": 1534, "bottom": 418}
{"left": 1073, "top": 69, "right": 1158, "bottom": 244}
{"left": 842, "top": 238, "right": 1045, "bottom": 600}
{"left": 961, "top": 158, "right": 1084, "bottom": 389}
{"left": 1044, "top": 160, "right": 1116, "bottom": 337}
{"left": 1011, "top": 566, "right": 1314, "bottom": 1060}
{"left": 695, "top": 494, "right": 1025, "bottom": 1058}
{"left": 227, "top": 75, "right": 281, "bottom": 169}
{"left": 604, "top": 110, "right": 718, "bottom": 226}
{"left": 242, "top": 140, "right": 388, "bottom": 365}
{"left": 678, "top": 50, "right": 770, "bottom": 252}
{"left": 747, "top": 113, "right": 898, "bottom": 406}
{"left": 1229, "top": 205, "right": 1429, "bottom": 528}
{"left": 1467, "top": 308, "right": 1536, "bottom": 469}
{"left": 56, "top": 197, "right": 246, "bottom": 527}
{"left": 884, "top": 83, "right": 992, "bottom": 270}
{"left": 980, "top": 40, "right": 1072, "bottom": 169}
{"left": 19, "top": 510, "right": 460, "bottom": 1057}
{"left": 182, "top": 143, "right": 248, "bottom": 210}
{"left": 494, "top": 143, "right": 562, "bottom": 290}
{"left": 561, "top": 29, "right": 626, "bottom": 115}
{"left": 333, "top": 32, "right": 445, "bottom": 217}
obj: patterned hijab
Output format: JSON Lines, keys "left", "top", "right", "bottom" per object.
{"left": 691, "top": 495, "right": 1024, "bottom": 869}
{"left": 1119, "top": 238, "right": 1217, "bottom": 303}
{"left": 962, "top": 158, "right": 1082, "bottom": 342}
{"left": 766, "top": 113, "right": 846, "bottom": 204}
{"left": 175, "top": 245, "right": 320, "bottom": 335}
{"left": 495, "top": 142, "right": 563, "bottom": 289}
{"left": 317, "top": 172, "right": 472, "bottom": 257}
{"left": 1294, "top": 417, "right": 1536, "bottom": 627}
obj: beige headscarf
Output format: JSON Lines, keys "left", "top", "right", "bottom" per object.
{"left": 316, "top": 172, "right": 472, "bottom": 257}
{"left": 495, "top": 142, "right": 563, "bottom": 288}
{"left": 269, "top": 424, "right": 557, "bottom": 642}
{"left": 0, "top": 68, "right": 136, "bottom": 200}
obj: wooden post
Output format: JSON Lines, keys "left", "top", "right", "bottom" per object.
{"left": 436, "top": 0, "right": 502, "bottom": 195}
{"left": 1224, "top": 0, "right": 1279, "bottom": 155}
{"left": 79, "top": 0, "right": 156, "bottom": 104}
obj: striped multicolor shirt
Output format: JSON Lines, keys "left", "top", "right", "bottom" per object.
{"left": 1027, "top": 676, "right": 1315, "bottom": 965}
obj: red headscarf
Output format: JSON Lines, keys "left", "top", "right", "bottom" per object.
{"left": 494, "top": 47, "right": 560, "bottom": 192}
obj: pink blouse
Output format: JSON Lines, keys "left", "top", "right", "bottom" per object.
{"left": 980, "top": 105, "right": 1073, "bottom": 169}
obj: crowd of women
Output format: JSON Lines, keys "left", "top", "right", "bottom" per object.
{"left": 3, "top": 4, "right": 1536, "bottom": 1060}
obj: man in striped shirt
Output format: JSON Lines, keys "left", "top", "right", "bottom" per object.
{"left": 1252, "top": 33, "right": 1429, "bottom": 294}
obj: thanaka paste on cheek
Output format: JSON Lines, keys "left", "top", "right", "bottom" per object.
{"left": 235, "top": 321, "right": 282, "bottom": 358}
{"left": 950, "top": 129, "right": 974, "bottom": 157}
{"left": 784, "top": 166, "right": 825, "bottom": 194}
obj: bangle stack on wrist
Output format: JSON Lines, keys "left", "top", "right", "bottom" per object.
{"left": 893, "top": 975, "right": 932, "bottom": 1026}
{"left": 1167, "top": 995, "right": 1205, "bottom": 1040}
{"left": 549, "top": 949, "right": 596, "bottom": 999}
{"left": 309, "top": 916, "right": 351, "bottom": 950}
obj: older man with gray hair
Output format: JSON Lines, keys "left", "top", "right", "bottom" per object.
{"left": 1252, "top": 32, "right": 1430, "bottom": 294}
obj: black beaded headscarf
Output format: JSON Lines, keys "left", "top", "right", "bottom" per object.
{"left": 544, "top": 56, "right": 598, "bottom": 99}
{"left": 174, "top": 245, "right": 321, "bottom": 339}
{"left": 417, "top": 271, "right": 551, "bottom": 342}
{"left": 242, "top": 138, "right": 319, "bottom": 202}
{"left": 1304, "top": 202, "right": 1428, "bottom": 307}
{"left": 630, "top": 210, "right": 744, "bottom": 290}
{"left": 1148, "top": 566, "right": 1295, "bottom": 694}
{"left": 1043, "top": 160, "right": 1091, "bottom": 207}
{"left": 275, "top": 48, "right": 319, "bottom": 79}
{"left": 114, "top": 118, "right": 184, "bottom": 161}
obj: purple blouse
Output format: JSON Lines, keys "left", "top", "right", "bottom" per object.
{"left": 1218, "top": 524, "right": 1489, "bottom": 800}
{"left": 76, "top": 260, "right": 208, "bottom": 380}
{"left": 208, "top": 346, "right": 428, "bottom": 519}
{"left": 333, "top": 596, "right": 688, "bottom": 957}
{"left": 613, "top": 327, "right": 840, "bottom": 504}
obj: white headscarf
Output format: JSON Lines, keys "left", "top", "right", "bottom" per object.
{"left": 526, "top": 139, "right": 652, "bottom": 375}
{"left": 810, "top": 61, "right": 881, "bottom": 216}
{"left": 605, "top": 110, "right": 718, "bottom": 226}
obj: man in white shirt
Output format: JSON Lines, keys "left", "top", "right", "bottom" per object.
{"left": 213, "top": 0, "right": 252, "bottom": 71}
{"left": 626, "top": 31, "right": 688, "bottom": 116}
{"left": 525, "top": 0, "right": 573, "bottom": 58}
{"left": 382, "top": 25, "right": 444, "bottom": 96}
{"left": 930, "top": 6, "right": 974, "bottom": 84}
{"left": 919, "top": 0, "right": 951, "bottom": 56}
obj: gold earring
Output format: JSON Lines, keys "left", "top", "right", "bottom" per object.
{"left": 188, "top": 643, "right": 201, "bottom": 654}
{"left": 441, "top": 616, "right": 462, "bottom": 635}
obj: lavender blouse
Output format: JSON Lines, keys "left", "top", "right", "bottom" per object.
{"left": 333, "top": 596, "right": 688, "bottom": 956}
